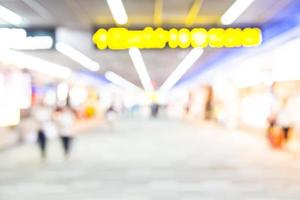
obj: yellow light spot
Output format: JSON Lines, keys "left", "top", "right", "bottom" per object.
{"left": 224, "top": 28, "right": 242, "bottom": 48}
{"left": 191, "top": 28, "right": 208, "bottom": 48}
{"left": 154, "top": 28, "right": 168, "bottom": 48}
{"left": 143, "top": 27, "right": 154, "bottom": 48}
{"left": 242, "top": 28, "right": 262, "bottom": 47}
{"left": 168, "top": 28, "right": 178, "bottom": 48}
{"left": 93, "top": 29, "right": 108, "bottom": 49}
{"left": 208, "top": 28, "right": 225, "bottom": 48}
{"left": 178, "top": 28, "right": 191, "bottom": 48}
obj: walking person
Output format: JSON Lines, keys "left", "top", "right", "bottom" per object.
{"left": 32, "top": 102, "right": 53, "bottom": 160}
{"left": 277, "top": 98, "right": 293, "bottom": 145}
{"left": 150, "top": 103, "right": 159, "bottom": 118}
{"left": 37, "top": 129, "right": 47, "bottom": 159}
{"left": 55, "top": 106, "right": 76, "bottom": 159}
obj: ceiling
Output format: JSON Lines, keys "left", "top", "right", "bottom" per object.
{"left": 0, "top": 0, "right": 293, "bottom": 88}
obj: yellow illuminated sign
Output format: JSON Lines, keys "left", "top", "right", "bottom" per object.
{"left": 93, "top": 27, "right": 262, "bottom": 50}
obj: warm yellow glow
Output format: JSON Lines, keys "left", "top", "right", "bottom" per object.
{"left": 242, "top": 28, "right": 262, "bottom": 47}
{"left": 93, "top": 29, "right": 108, "bottom": 50}
{"left": 191, "top": 28, "right": 208, "bottom": 48}
{"left": 153, "top": 0, "right": 163, "bottom": 26}
{"left": 185, "top": 0, "right": 203, "bottom": 26}
{"left": 93, "top": 27, "right": 262, "bottom": 50}
{"left": 178, "top": 28, "right": 191, "bottom": 48}
{"left": 208, "top": 28, "right": 225, "bottom": 48}
{"left": 168, "top": 28, "right": 178, "bottom": 49}
{"left": 224, "top": 28, "right": 242, "bottom": 47}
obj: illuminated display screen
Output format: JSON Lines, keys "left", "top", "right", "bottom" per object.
{"left": 0, "top": 27, "right": 55, "bottom": 50}
{"left": 93, "top": 27, "right": 262, "bottom": 50}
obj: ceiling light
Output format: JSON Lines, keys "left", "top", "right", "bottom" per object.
{"left": 0, "top": 49, "right": 71, "bottom": 79}
{"left": 129, "top": 48, "right": 153, "bottom": 91}
{"left": 160, "top": 48, "right": 204, "bottom": 91}
{"left": 105, "top": 71, "right": 142, "bottom": 92}
{"left": 106, "top": 0, "right": 128, "bottom": 25}
{"left": 0, "top": 28, "right": 53, "bottom": 50}
{"left": 56, "top": 42, "right": 100, "bottom": 72}
{"left": 14, "top": 36, "right": 53, "bottom": 50}
{"left": 0, "top": 5, "right": 22, "bottom": 25}
{"left": 0, "top": 28, "right": 55, "bottom": 50}
{"left": 221, "top": 0, "right": 255, "bottom": 25}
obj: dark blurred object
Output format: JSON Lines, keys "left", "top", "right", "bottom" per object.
{"left": 37, "top": 129, "right": 47, "bottom": 159}
{"left": 151, "top": 103, "right": 159, "bottom": 118}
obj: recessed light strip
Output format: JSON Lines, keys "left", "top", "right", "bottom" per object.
{"left": 56, "top": 42, "right": 100, "bottom": 72}
{"left": 221, "top": 0, "right": 255, "bottom": 25}
{"left": 105, "top": 71, "right": 142, "bottom": 92}
{"left": 106, "top": 0, "right": 128, "bottom": 25}
{"left": 160, "top": 48, "right": 204, "bottom": 91}
{"left": 0, "top": 5, "right": 22, "bottom": 25}
{"left": 129, "top": 48, "right": 153, "bottom": 91}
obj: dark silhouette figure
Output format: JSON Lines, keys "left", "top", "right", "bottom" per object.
{"left": 151, "top": 103, "right": 159, "bottom": 118}
{"left": 37, "top": 129, "right": 47, "bottom": 159}
{"left": 61, "top": 136, "right": 72, "bottom": 158}
{"left": 55, "top": 107, "right": 76, "bottom": 159}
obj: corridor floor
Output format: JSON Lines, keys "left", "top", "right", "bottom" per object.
{"left": 1, "top": 118, "right": 300, "bottom": 200}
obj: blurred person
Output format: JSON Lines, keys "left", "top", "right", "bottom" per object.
{"left": 150, "top": 102, "right": 160, "bottom": 118}
{"left": 266, "top": 112, "right": 283, "bottom": 148}
{"left": 277, "top": 98, "right": 293, "bottom": 144}
{"left": 266, "top": 83, "right": 284, "bottom": 148}
{"left": 37, "top": 129, "right": 47, "bottom": 159}
{"left": 204, "top": 86, "right": 214, "bottom": 120}
{"left": 55, "top": 106, "right": 76, "bottom": 159}
{"left": 105, "top": 104, "right": 117, "bottom": 123}
{"left": 31, "top": 102, "right": 53, "bottom": 160}
{"left": 267, "top": 113, "right": 276, "bottom": 137}
{"left": 185, "top": 91, "right": 193, "bottom": 115}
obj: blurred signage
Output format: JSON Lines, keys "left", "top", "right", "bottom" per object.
{"left": 93, "top": 27, "right": 262, "bottom": 50}
{"left": 0, "top": 27, "right": 55, "bottom": 50}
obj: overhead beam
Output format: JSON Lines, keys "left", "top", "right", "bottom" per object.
{"left": 22, "top": 0, "right": 52, "bottom": 20}
{"left": 257, "top": 0, "right": 293, "bottom": 23}
{"left": 65, "top": 0, "right": 89, "bottom": 25}
{"left": 160, "top": 48, "right": 204, "bottom": 91}
{"left": 129, "top": 48, "right": 153, "bottom": 91}
{"left": 153, "top": 0, "right": 163, "bottom": 26}
{"left": 185, "top": 0, "right": 203, "bottom": 26}
{"left": 94, "top": 15, "right": 219, "bottom": 26}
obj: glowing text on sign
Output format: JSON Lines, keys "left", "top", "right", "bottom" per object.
{"left": 93, "top": 27, "right": 262, "bottom": 50}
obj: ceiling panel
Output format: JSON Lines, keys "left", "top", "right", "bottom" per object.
{"left": 74, "top": 0, "right": 111, "bottom": 24}
{"left": 36, "top": 0, "right": 78, "bottom": 27}
{"left": 124, "top": 0, "right": 154, "bottom": 17}
{"left": 142, "top": 49, "right": 190, "bottom": 87}
{"left": 0, "top": 0, "right": 287, "bottom": 27}
{"left": 0, "top": 0, "right": 295, "bottom": 87}
{"left": 0, "top": 0, "right": 41, "bottom": 25}
{"left": 24, "top": 50, "right": 82, "bottom": 70}
{"left": 199, "top": 0, "right": 235, "bottom": 17}
{"left": 162, "top": 0, "right": 194, "bottom": 18}
{"left": 94, "top": 50, "right": 141, "bottom": 86}
{"left": 236, "top": 0, "right": 292, "bottom": 24}
{"left": 0, "top": 0, "right": 36, "bottom": 18}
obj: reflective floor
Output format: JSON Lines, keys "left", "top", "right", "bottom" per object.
{"left": 1, "top": 119, "right": 300, "bottom": 199}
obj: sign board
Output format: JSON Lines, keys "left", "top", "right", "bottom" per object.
{"left": 93, "top": 27, "right": 262, "bottom": 50}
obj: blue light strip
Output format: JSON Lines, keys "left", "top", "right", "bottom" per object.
{"left": 75, "top": 70, "right": 111, "bottom": 85}
{"left": 176, "top": 0, "right": 300, "bottom": 87}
